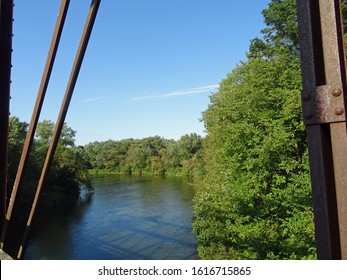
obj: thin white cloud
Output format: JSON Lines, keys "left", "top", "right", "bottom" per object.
{"left": 129, "top": 84, "right": 220, "bottom": 101}
{"left": 80, "top": 96, "right": 108, "bottom": 104}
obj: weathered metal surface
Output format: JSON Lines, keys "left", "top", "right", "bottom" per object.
{"left": 297, "top": 0, "right": 340, "bottom": 260}
{"left": 330, "top": 123, "right": 347, "bottom": 259}
{"left": 0, "top": 0, "right": 70, "bottom": 251}
{"left": 17, "top": 0, "right": 101, "bottom": 260}
{"left": 319, "top": 0, "right": 347, "bottom": 260}
{"left": 303, "top": 85, "right": 346, "bottom": 124}
{"left": 304, "top": 125, "right": 341, "bottom": 259}
{"left": 301, "top": 0, "right": 346, "bottom": 125}
{"left": 297, "top": 0, "right": 347, "bottom": 259}
{"left": 0, "top": 0, "right": 14, "bottom": 236}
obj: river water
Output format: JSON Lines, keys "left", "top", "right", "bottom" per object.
{"left": 24, "top": 174, "right": 198, "bottom": 260}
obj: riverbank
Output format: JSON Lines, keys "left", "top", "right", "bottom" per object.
{"left": 88, "top": 168, "right": 190, "bottom": 178}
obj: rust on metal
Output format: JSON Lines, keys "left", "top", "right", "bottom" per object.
{"left": 17, "top": 0, "right": 101, "bottom": 260}
{"left": 297, "top": 0, "right": 341, "bottom": 259}
{"left": 297, "top": 0, "right": 347, "bottom": 259}
{"left": 330, "top": 123, "right": 347, "bottom": 259}
{"left": 0, "top": 0, "right": 70, "bottom": 251}
{"left": 302, "top": 85, "right": 346, "bottom": 125}
{"left": 0, "top": 0, "right": 14, "bottom": 236}
{"left": 318, "top": 0, "right": 347, "bottom": 260}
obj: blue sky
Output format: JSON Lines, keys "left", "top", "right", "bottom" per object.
{"left": 10, "top": 0, "right": 270, "bottom": 145}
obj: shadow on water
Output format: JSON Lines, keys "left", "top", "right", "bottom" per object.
{"left": 24, "top": 174, "right": 198, "bottom": 260}
{"left": 3, "top": 187, "right": 95, "bottom": 259}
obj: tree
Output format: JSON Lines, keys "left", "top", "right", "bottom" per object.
{"left": 83, "top": 136, "right": 202, "bottom": 176}
{"left": 193, "top": 0, "right": 316, "bottom": 259}
{"left": 7, "top": 117, "right": 92, "bottom": 214}
{"left": 35, "top": 120, "right": 76, "bottom": 147}
{"left": 7, "top": 117, "right": 30, "bottom": 189}
{"left": 84, "top": 140, "right": 118, "bottom": 169}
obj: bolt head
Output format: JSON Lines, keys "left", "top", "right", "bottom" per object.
{"left": 332, "top": 88, "right": 342, "bottom": 97}
{"left": 335, "top": 107, "right": 344, "bottom": 115}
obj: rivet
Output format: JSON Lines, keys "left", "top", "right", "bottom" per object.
{"left": 302, "top": 94, "right": 311, "bottom": 101}
{"left": 335, "top": 107, "right": 344, "bottom": 115}
{"left": 332, "top": 88, "right": 342, "bottom": 97}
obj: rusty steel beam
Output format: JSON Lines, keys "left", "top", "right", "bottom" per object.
{"left": 320, "top": 0, "right": 347, "bottom": 260}
{"left": 0, "top": 0, "right": 70, "bottom": 251}
{"left": 0, "top": 0, "right": 14, "bottom": 237}
{"left": 297, "top": 0, "right": 347, "bottom": 259}
{"left": 17, "top": 0, "right": 101, "bottom": 260}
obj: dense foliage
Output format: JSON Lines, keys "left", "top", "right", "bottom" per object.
{"left": 7, "top": 0, "right": 334, "bottom": 260}
{"left": 7, "top": 117, "right": 202, "bottom": 216}
{"left": 7, "top": 116, "right": 92, "bottom": 214}
{"left": 83, "top": 133, "right": 202, "bottom": 176}
{"left": 193, "top": 0, "right": 316, "bottom": 259}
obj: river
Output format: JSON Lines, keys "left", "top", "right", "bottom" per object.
{"left": 24, "top": 174, "right": 198, "bottom": 260}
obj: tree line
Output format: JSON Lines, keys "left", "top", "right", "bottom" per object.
{"left": 83, "top": 133, "right": 202, "bottom": 176}
{"left": 9, "top": 0, "right": 347, "bottom": 260}
{"left": 7, "top": 117, "right": 202, "bottom": 213}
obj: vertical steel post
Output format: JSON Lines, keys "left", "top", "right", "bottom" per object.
{"left": 297, "top": 0, "right": 347, "bottom": 259}
{"left": 0, "top": 0, "right": 70, "bottom": 250}
{"left": 17, "top": 0, "right": 101, "bottom": 260}
{"left": 0, "top": 0, "right": 14, "bottom": 236}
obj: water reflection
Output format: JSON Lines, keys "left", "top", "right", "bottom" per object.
{"left": 25, "top": 175, "right": 197, "bottom": 260}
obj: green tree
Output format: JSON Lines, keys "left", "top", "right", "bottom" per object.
{"left": 7, "top": 117, "right": 28, "bottom": 183}
{"left": 84, "top": 140, "right": 118, "bottom": 169}
{"left": 166, "top": 134, "right": 202, "bottom": 175}
{"left": 83, "top": 136, "right": 202, "bottom": 176}
{"left": 38, "top": 120, "right": 92, "bottom": 209}
{"left": 7, "top": 117, "right": 92, "bottom": 214}
{"left": 193, "top": 0, "right": 316, "bottom": 259}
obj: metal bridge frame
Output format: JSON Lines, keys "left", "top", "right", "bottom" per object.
{"left": 0, "top": 0, "right": 13, "bottom": 239}
{"left": 1, "top": 0, "right": 347, "bottom": 260}
{"left": 0, "top": 0, "right": 100, "bottom": 259}
{"left": 297, "top": 0, "right": 347, "bottom": 259}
